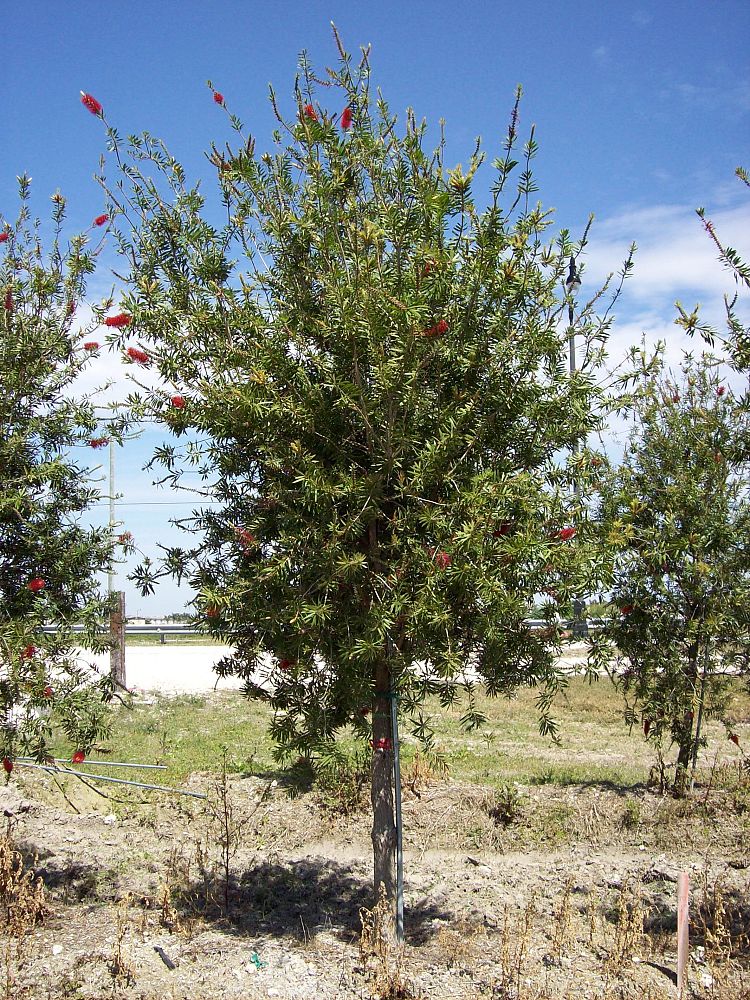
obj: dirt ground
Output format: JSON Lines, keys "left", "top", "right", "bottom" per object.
{"left": 1, "top": 740, "right": 749, "bottom": 1000}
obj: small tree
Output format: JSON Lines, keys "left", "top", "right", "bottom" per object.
{"left": 590, "top": 351, "right": 750, "bottom": 794}
{"left": 0, "top": 176, "right": 119, "bottom": 767}
{"left": 95, "top": 40, "right": 620, "bottom": 916}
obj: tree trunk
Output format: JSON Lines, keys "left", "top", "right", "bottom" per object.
{"left": 673, "top": 640, "right": 699, "bottom": 797}
{"left": 371, "top": 656, "right": 396, "bottom": 927}
{"left": 674, "top": 735, "right": 693, "bottom": 798}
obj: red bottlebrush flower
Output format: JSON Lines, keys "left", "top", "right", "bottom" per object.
{"left": 0, "top": 232, "right": 8, "bottom": 244}
{"left": 279, "top": 658, "right": 294, "bottom": 671}
{"left": 83, "top": 341, "right": 100, "bottom": 351}
{"left": 213, "top": 91, "right": 225, "bottom": 105}
{"left": 303, "top": 103, "right": 318, "bottom": 122}
{"left": 717, "top": 385, "right": 726, "bottom": 396}
{"left": 422, "top": 261, "right": 433, "bottom": 277}
{"left": 557, "top": 527, "right": 577, "bottom": 541}
{"left": 492, "top": 522, "right": 513, "bottom": 538}
{"left": 80, "top": 92, "right": 103, "bottom": 115}
{"left": 170, "top": 395, "right": 185, "bottom": 409}
{"left": 434, "top": 550, "right": 452, "bottom": 570}
{"left": 125, "top": 346, "right": 149, "bottom": 364}
{"left": 71, "top": 751, "right": 85, "bottom": 764}
{"left": 729, "top": 732, "right": 740, "bottom": 746}
{"left": 93, "top": 214, "right": 109, "bottom": 227}
{"left": 341, "top": 106, "right": 353, "bottom": 130}
{"left": 370, "top": 737, "right": 392, "bottom": 752}
{"left": 21, "top": 645, "right": 36, "bottom": 660}
{"left": 620, "top": 604, "right": 634, "bottom": 616}
{"left": 205, "top": 606, "right": 219, "bottom": 618}
{"left": 88, "top": 437, "right": 110, "bottom": 449}
{"left": 4, "top": 290, "right": 12, "bottom": 312}
{"left": 422, "top": 318, "right": 449, "bottom": 337}
{"left": 27, "top": 578, "right": 46, "bottom": 593}
{"left": 2, "top": 758, "right": 12, "bottom": 775}
{"left": 43, "top": 686, "right": 53, "bottom": 699}
{"left": 117, "top": 531, "right": 133, "bottom": 545}
{"left": 672, "top": 394, "right": 680, "bottom": 403}
{"left": 643, "top": 718, "right": 651, "bottom": 738}
{"left": 235, "top": 527, "right": 255, "bottom": 552}
{"left": 68, "top": 300, "right": 76, "bottom": 316}
{"left": 104, "top": 312, "right": 131, "bottom": 328}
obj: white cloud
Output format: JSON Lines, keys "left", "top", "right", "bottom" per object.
{"left": 583, "top": 198, "right": 750, "bottom": 315}
{"left": 66, "top": 302, "right": 178, "bottom": 419}
{"left": 659, "top": 75, "right": 750, "bottom": 117}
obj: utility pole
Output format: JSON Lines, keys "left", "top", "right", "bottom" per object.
{"left": 566, "top": 257, "right": 588, "bottom": 640}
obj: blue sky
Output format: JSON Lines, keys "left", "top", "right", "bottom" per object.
{"left": 3, "top": 1, "right": 749, "bottom": 615}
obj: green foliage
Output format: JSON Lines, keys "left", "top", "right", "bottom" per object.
{"left": 677, "top": 167, "right": 750, "bottom": 411}
{"left": 0, "top": 177, "right": 119, "bottom": 763}
{"left": 590, "top": 352, "right": 750, "bottom": 792}
{"left": 486, "top": 782, "right": 524, "bottom": 826}
{"left": 313, "top": 742, "right": 371, "bottom": 816}
{"left": 97, "top": 41, "right": 622, "bottom": 758}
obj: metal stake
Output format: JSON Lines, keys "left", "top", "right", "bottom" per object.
{"left": 390, "top": 691, "right": 404, "bottom": 944}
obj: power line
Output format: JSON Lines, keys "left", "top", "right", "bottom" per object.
{"left": 89, "top": 500, "right": 222, "bottom": 507}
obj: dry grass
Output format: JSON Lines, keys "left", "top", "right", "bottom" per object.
{"left": 0, "top": 832, "right": 46, "bottom": 1000}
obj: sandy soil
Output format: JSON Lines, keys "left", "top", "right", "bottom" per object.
{"left": 1, "top": 745, "right": 748, "bottom": 999}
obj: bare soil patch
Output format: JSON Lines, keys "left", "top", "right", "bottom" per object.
{"left": 1, "top": 750, "right": 749, "bottom": 999}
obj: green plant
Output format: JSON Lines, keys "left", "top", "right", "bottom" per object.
{"left": 621, "top": 798, "right": 642, "bottom": 830}
{"left": 94, "top": 31, "right": 626, "bottom": 921}
{"left": 590, "top": 351, "right": 750, "bottom": 795}
{"left": 314, "top": 744, "right": 371, "bottom": 817}
{"left": 486, "top": 783, "right": 524, "bottom": 826}
{"left": 0, "top": 176, "right": 124, "bottom": 765}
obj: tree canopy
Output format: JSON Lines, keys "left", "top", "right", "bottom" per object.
{"left": 95, "top": 39, "right": 625, "bottom": 904}
{"left": 0, "top": 177, "right": 119, "bottom": 766}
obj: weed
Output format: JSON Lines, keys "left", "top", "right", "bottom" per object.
{"left": 359, "top": 883, "right": 419, "bottom": 998}
{"left": 205, "top": 749, "right": 242, "bottom": 913}
{"left": 604, "top": 881, "right": 645, "bottom": 975}
{"left": 158, "top": 859, "right": 182, "bottom": 933}
{"left": 492, "top": 895, "right": 536, "bottom": 998}
{"left": 0, "top": 835, "right": 46, "bottom": 935}
{"left": 621, "top": 797, "right": 642, "bottom": 830}
{"left": 0, "top": 833, "right": 46, "bottom": 1000}
{"left": 549, "top": 876, "right": 574, "bottom": 961}
{"left": 401, "top": 749, "right": 446, "bottom": 796}
{"left": 108, "top": 896, "right": 135, "bottom": 988}
{"left": 485, "top": 783, "right": 524, "bottom": 826}
{"left": 315, "top": 745, "right": 371, "bottom": 817}
{"left": 435, "top": 916, "right": 481, "bottom": 969}
{"left": 694, "top": 868, "right": 750, "bottom": 994}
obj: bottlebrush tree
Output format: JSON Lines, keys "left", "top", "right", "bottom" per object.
{"left": 0, "top": 176, "right": 119, "bottom": 768}
{"left": 589, "top": 351, "right": 750, "bottom": 795}
{"left": 95, "top": 40, "right": 620, "bottom": 913}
